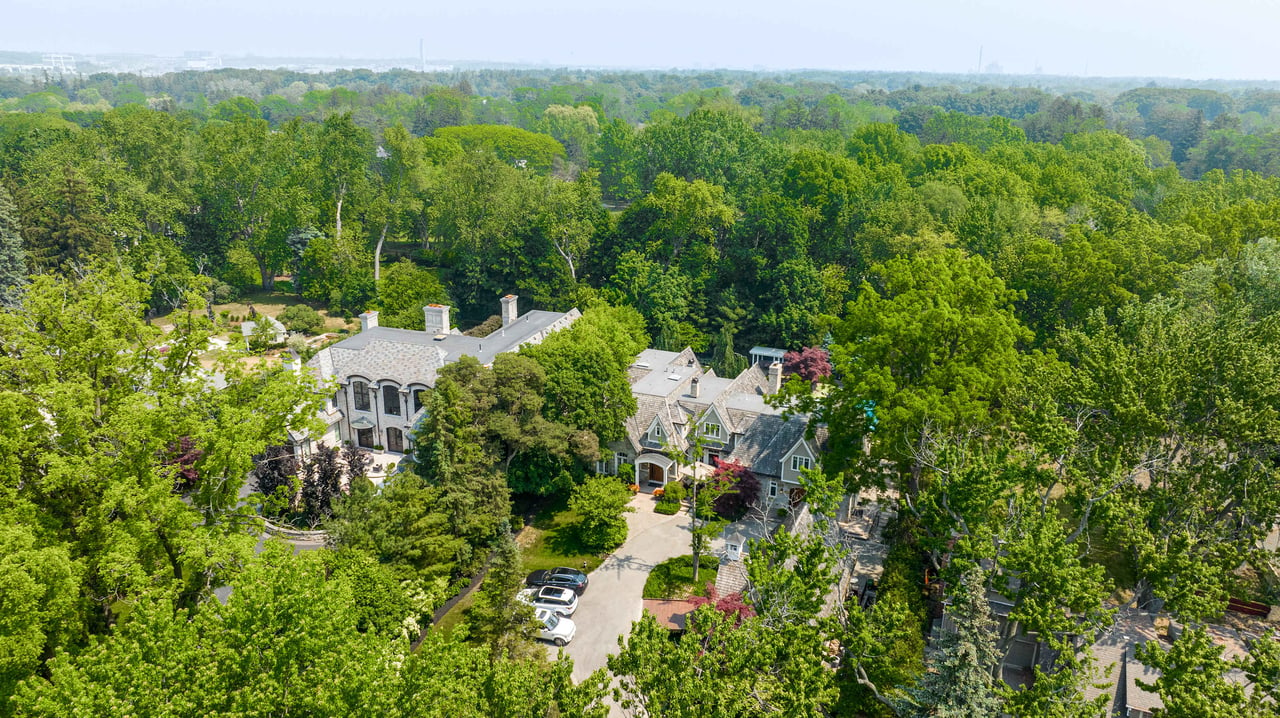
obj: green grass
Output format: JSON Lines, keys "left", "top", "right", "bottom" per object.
{"left": 433, "top": 591, "right": 476, "bottom": 638}
{"left": 643, "top": 555, "right": 719, "bottom": 600}
{"left": 517, "top": 493, "right": 608, "bottom": 576}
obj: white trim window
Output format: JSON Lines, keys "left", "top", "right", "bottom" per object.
{"left": 768, "top": 481, "right": 778, "bottom": 498}
{"left": 791, "top": 455, "right": 813, "bottom": 471}
{"left": 703, "top": 422, "right": 721, "bottom": 439}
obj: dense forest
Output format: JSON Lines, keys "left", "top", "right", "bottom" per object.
{"left": 3, "top": 67, "right": 1280, "bottom": 716}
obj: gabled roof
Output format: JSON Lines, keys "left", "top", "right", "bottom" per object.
{"left": 619, "top": 347, "right": 825, "bottom": 476}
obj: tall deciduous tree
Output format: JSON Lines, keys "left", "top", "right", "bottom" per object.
{"left": 811, "top": 247, "right": 1032, "bottom": 497}
{"left": 568, "top": 475, "right": 634, "bottom": 552}
{"left": 520, "top": 305, "right": 646, "bottom": 445}
{"left": 0, "top": 266, "right": 321, "bottom": 699}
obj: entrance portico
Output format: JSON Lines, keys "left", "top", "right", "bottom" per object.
{"left": 635, "top": 453, "right": 675, "bottom": 490}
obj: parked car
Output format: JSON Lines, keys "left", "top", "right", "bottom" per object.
{"left": 535, "top": 608, "right": 576, "bottom": 647}
{"left": 518, "top": 586, "right": 579, "bottom": 616}
{"left": 525, "top": 566, "right": 589, "bottom": 594}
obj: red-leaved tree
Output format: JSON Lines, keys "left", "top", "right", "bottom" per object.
{"left": 710, "top": 458, "right": 760, "bottom": 520}
{"left": 690, "top": 584, "right": 755, "bottom": 626}
{"left": 783, "top": 346, "right": 831, "bottom": 385}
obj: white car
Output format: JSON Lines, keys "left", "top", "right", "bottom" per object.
{"left": 536, "top": 608, "right": 576, "bottom": 647}
{"left": 518, "top": 586, "right": 579, "bottom": 616}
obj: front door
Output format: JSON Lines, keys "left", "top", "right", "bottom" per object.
{"left": 356, "top": 427, "right": 375, "bottom": 449}
{"left": 647, "top": 463, "right": 665, "bottom": 487}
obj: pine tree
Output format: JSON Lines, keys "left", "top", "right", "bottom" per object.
{"left": 896, "top": 569, "right": 1003, "bottom": 718}
{"left": 22, "top": 165, "right": 110, "bottom": 274}
{"left": 0, "top": 184, "right": 26, "bottom": 307}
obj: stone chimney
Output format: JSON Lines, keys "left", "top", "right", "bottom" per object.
{"left": 358, "top": 310, "right": 379, "bottom": 332}
{"left": 768, "top": 361, "right": 783, "bottom": 394}
{"left": 424, "top": 304, "right": 450, "bottom": 335}
{"left": 501, "top": 294, "right": 518, "bottom": 326}
{"left": 690, "top": 376, "right": 700, "bottom": 398}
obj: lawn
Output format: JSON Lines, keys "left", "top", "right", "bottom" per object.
{"left": 516, "top": 493, "right": 609, "bottom": 576}
{"left": 154, "top": 286, "right": 355, "bottom": 336}
{"left": 643, "top": 555, "right": 719, "bottom": 600}
{"left": 433, "top": 591, "right": 476, "bottom": 639}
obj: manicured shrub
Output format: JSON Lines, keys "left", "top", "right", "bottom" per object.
{"left": 278, "top": 304, "right": 326, "bottom": 334}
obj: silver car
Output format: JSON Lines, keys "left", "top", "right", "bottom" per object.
{"left": 536, "top": 608, "right": 576, "bottom": 646}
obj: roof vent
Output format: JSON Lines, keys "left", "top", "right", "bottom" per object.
{"left": 433, "top": 334, "right": 447, "bottom": 341}
{"left": 635, "top": 362, "right": 650, "bottom": 369}
{"left": 667, "top": 374, "right": 681, "bottom": 381}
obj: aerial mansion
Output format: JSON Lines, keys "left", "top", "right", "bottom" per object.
{"left": 302, "top": 295, "right": 580, "bottom": 456}
{"left": 299, "top": 295, "right": 822, "bottom": 500}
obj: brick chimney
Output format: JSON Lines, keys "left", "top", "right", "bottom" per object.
{"left": 423, "top": 304, "right": 450, "bottom": 335}
{"left": 768, "top": 361, "right": 783, "bottom": 394}
{"left": 358, "top": 310, "right": 379, "bottom": 332}
{"left": 501, "top": 294, "right": 518, "bottom": 326}
{"left": 690, "top": 376, "right": 700, "bottom": 398}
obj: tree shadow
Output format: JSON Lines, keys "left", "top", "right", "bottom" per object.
{"left": 544, "top": 518, "right": 591, "bottom": 558}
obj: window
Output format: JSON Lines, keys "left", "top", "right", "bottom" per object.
{"left": 356, "top": 427, "right": 375, "bottom": 449}
{"left": 411, "top": 387, "right": 424, "bottom": 414}
{"left": 791, "top": 455, "right": 813, "bottom": 471}
{"left": 383, "top": 385, "right": 401, "bottom": 416}
{"left": 352, "top": 381, "right": 371, "bottom": 411}
{"left": 387, "top": 427, "right": 405, "bottom": 453}
{"left": 649, "top": 422, "right": 664, "bottom": 441}
{"left": 768, "top": 481, "right": 778, "bottom": 498}
{"left": 703, "top": 422, "right": 721, "bottom": 439}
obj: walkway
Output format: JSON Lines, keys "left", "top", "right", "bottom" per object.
{"left": 553, "top": 492, "right": 693, "bottom": 682}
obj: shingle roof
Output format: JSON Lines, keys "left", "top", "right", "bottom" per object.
{"left": 306, "top": 309, "right": 580, "bottom": 389}
{"left": 621, "top": 347, "right": 824, "bottom": 474}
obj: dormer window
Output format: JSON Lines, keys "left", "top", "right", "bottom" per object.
{"left": 352, "top": 381, "right": 371, "bottom": 411}
{"left": 791, "top": 455, "right": 813, "bottom": 471}
{"left": 703, "top": 422, "right": 722, "bottom": 440}
{"left": 650, "top": 422, "right": 665, "bottom": 441}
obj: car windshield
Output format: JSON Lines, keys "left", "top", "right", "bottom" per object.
{"left": 544, "top": 613, "right": 560, "bottom": 629}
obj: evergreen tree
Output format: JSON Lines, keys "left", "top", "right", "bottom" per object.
{"left": 895, "top": 569, "right": 1002, "bottom": 718}
{"left": 21, "top": 165, "right": 110, "bottom": 274}
{"left": 0, "top": 184, "right": 26, "bottom": 308}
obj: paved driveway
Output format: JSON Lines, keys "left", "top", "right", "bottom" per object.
{"left": 551, "top": 493, "right": 693, "bottom": 681}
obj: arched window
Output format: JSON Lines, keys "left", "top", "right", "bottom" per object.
{"left": 411, "top": 386, "right": 425, "bottom": 414}
{"left": 382, "top": 384, "right": 401, "bottom": 416}
{"left": 387, "top": 427, "right": 405, "bottom": 454}
{"left": 352, "top": 381, "right": 371, "bottom": 411}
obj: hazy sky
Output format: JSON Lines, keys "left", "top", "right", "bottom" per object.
{"left": 5, "top": 0, "right": 1279, "bottom": 80}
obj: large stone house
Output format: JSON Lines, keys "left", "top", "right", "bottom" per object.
{"left": 605, "top": 347, "right": 826, "bottom": 507}
{"left": 298, "top": 295, "right": 580, "bottom": 459}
